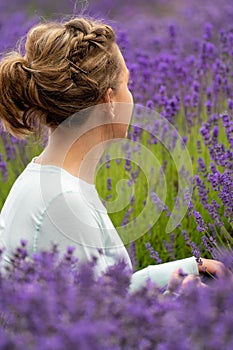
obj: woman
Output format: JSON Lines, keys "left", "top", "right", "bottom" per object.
{"left": 0, "top": 17, "right": 224, "bottom": 291}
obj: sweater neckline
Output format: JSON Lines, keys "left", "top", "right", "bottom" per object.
{"left": 28, "top": 157, "right": 96, "bottom": 190}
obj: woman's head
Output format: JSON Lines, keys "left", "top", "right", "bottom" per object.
{"left": 0, "top": 17, "right": 126, "bottom": 138}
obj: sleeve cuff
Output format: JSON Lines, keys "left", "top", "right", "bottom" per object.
{"left": 129, "top": 256, "right": 198, "bottom": 292}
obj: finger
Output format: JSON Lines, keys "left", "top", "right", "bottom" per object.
{"left": 167, "top": 268, "right": 187, "bottom": 292}
{"left": 181, "top": 275, "right": 207, "bottom": 290}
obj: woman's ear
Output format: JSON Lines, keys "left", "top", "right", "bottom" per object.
{"left": 103, "top": 87, "right": 114, "bottom": 103}
{"left": 103, "top": 88, "right": 115, "bottom": 120}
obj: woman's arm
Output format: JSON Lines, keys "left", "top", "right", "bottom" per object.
{"left": 129, "top": 256, "right": 198, "bottom": 292}
{"left": 129, "top": 257, "right": 227, "bottom": 292}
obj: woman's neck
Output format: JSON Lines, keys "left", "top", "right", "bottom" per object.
{"left": 35, "top": 126, "right": 107, "bottom": 185}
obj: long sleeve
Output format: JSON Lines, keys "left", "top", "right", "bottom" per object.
{"left": 129, "top": 256, "right": 199, "bottom": 292}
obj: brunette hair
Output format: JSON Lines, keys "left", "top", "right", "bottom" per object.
{"left": 0, "top": 17, "right": 122, "bottom": 138}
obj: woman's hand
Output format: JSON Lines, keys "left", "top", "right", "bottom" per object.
{"left": 164, "top": 258, "right": 230, "bottom": 297}
{"left": 165, "top": 268, "right": 206, "bottom": 297}
{"left": 196, "top": 258, "right": 227, "bottom": 279}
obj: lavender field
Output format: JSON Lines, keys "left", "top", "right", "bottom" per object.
{"left": 0, "top": 0, "right": 233, "bottom": 348}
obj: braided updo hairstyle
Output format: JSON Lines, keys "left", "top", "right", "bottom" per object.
{"left": 0, "top": 17, "right": 122, "bottom": 138}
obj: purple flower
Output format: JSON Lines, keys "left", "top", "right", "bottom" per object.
{"left": 193, "top": 210, "right": 207, "bottom": 232}
{"left": 163, "top": 233, "right": 175, "bottom": 260}
{"left": 212, "top": 125, "right": 219, "bottom": 144}
{"left": 124, "top": 159, "right": 132, "bottom": 172}
{"left": 105, "top": 154, "right": 111, "bottom": 169}
{"left": 206, "top": 200, "right": 222, "bottom": 225}
{"left": 205, "top": 100, "right": 212, "bottom": 115}
{"left": 203, "top": 22, "right": 213, "bottom": 41}
{"left": 0, "top": 154, "right": 8, "bottom": 182}
{"left": 206, "top": 86, "right": 212, "bottom": 100}
{"left": 197, "top": 158, "right": 207, "bottom": 174}
{"left": 121, "top": 208, "right": 133, "bottom": 226}
{"left": 107, "top": 178, "right": 112, "bottom": 191}
{"left": 192, "top": 81, "right": 200, "bottom": 93}
{"left": 221, "top": 113, "right": 233, "bottom": 148}
{"left": 184, "top": 94, "right": 191, "bottom": 108}
{"left": 200, "top": 123, "right": 211, "bottom": 144}
{"left": 145, "top": 242, "right": 162, "bottom": 264}
{"left": 181, "top": 136, "right": 188, "bottom": 147}
{"left": 168, "top": 24, "right": 176, "bottom": 39}
{"left": 194, "top": 174, "right": 209, "bottom": 208}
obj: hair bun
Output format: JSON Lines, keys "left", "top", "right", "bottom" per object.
{"left": 0, "top": 52, "right": 45, "bottom": 138}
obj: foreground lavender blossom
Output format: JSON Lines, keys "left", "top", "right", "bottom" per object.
{"left": 0, "top": 243, "right": 232, "bottom": 350}
{"left": 0, "top": 0, "right": 233, "bottom": 270}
